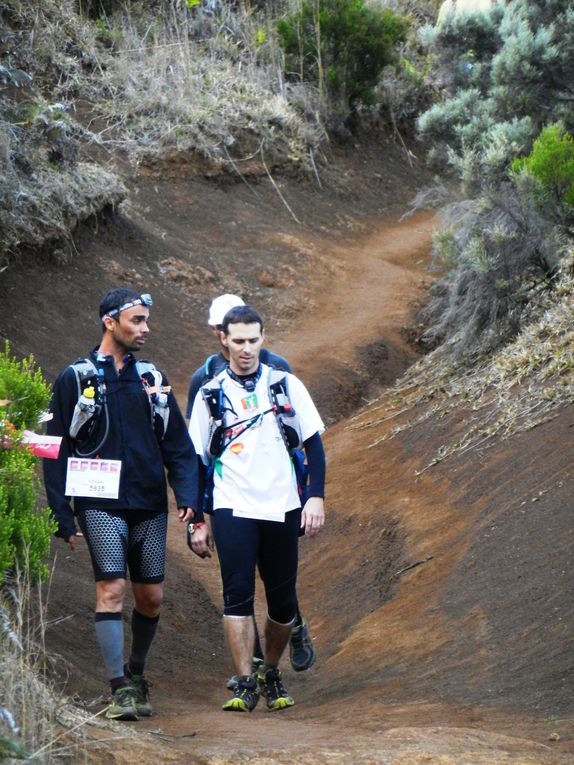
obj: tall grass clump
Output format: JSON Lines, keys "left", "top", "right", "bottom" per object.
{"left": 1, "top": 566, "right": 58, "bottom": 762}
{"left": 0, "top": 0, "right": 126, "bottom": 266}
{"left": 94, "top": 2, "right": 325, "bottom": 169}
{"left": 414, "top": 0, "right": 574, "bottom": 361}
{"left": 351, "top": 252, "right": 574, "bottom": 473}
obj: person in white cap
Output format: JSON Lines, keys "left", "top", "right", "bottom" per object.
{"left": 207, "top": 293, "right": 246, "bottom": 328}
{"left": 185, "top": 295, "right": 318, "bottom": 681}
{"left": 186, "top": 294, "right": 291, "bottom": 418}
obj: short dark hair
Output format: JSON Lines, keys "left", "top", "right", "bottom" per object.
{"left": 221, "top": 305, "right": 264, "bottom": 335}
{"left": 99, "top": 288, "right": 142, "bottom": 320}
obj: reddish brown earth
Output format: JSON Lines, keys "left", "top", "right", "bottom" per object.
{"left": 1, "top": 135, "right": 573, "bottom": 764}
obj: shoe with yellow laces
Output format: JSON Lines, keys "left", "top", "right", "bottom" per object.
{"left": 260, "top": 667, "right": 294, "bottom": 712}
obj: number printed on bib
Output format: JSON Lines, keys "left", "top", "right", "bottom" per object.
{"left": 64, "top": 458, "right": 121, "bottom": 499}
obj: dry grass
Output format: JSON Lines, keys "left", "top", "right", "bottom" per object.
{"left": 91, "top": 4, "right": 326, "bottom": 168}
{"left": 0, "top": 559, "right": 141, "bottom": 763}
{"left": 350, "top": 253, "right": 574, "bottom": 472}
{"left": 0, "top": 0, "right": 126, "bottom": 266}
{"left": 0, "top": 1, "right": 327, "bottom": 267}
{"left": 0, "top": 152, "right": 125, "bottom": 265}
{"left": 0, "top": 565, "right": 73, "bottom": 762}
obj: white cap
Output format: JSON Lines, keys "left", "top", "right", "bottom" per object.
{"left": 207, "top": 294, "right": 245, "bottom": 326}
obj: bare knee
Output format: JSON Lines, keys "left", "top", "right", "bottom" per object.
{"left": 96, "top": 579, "right": 125, "bottom": 612}
{"left": 132, "top": 583, "right": 163, "bottom": 617}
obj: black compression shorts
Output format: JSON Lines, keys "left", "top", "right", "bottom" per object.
{"left": 211, "top": 507, "right": 300, "bottom": 623}
{"left": 77, "top": 508, "right": 168, "bottom": 583}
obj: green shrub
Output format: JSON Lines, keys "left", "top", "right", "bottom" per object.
{"left": 511, "top": 124, "right": 574, "bottom": 211}
{"left": 0, "top": 342, "right": 54, "bottom": 582}
{"left": 0, "top": 342, "right": 51, "bottom": 431}
{"left": 277, "top": 0, "right": 409, "bottom": 108}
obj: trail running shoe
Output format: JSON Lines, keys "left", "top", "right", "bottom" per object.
{"left": 128, "top": 674, "right": 153, "bottom": 717}
{"left": 106, "top": 686, "right": 138, "bottom": 721}
{"left": 227, "top": 657, "right": 265, "bottom": 690}
{"left": 261, "top": 667, "right": 294, "bottom": 712}
{"left": 222, "top": 675, "right": 260, "bottom": 713}
{"left": 289, "top": 612, "right": 316, "bottom": 672}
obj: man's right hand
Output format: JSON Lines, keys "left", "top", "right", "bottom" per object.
{"left": 189, "top": 523, "right": 213, "bottom": 559}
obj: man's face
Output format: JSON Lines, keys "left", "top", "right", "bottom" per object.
{"left": 106, "top": 305, "right": 150, "bottom": 353}
{"left": 222, "top": 322, "right": 264, "bottom": 374}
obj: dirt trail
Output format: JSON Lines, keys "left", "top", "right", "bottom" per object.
{"left": 277, "top": 211, "right": 434, "bottom": 375}
{"left": 3, "top": 139, "right": 572, "bottom": 762}
{"left": 112, "top": 209, "right": 569, "bottom": 765}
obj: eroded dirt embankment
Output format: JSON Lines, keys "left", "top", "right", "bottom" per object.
{"left": 1, "top": 137, "right": 573, "bottom": 764}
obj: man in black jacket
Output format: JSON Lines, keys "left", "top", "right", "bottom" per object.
{"left": 44, "top": 288, "right": 209, "bottom": 721}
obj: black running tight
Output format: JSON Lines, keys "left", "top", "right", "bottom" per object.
{"left": 211, "top": 508, "right": 300, "bottom": 623}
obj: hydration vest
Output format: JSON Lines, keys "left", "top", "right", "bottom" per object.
{"left": 198, "top": 367, "right": 308, "bottom": 515}
{"left": 68, "top": 357, "right": 170, "bottom": 457}
{"left": 200, "top": 367, "right": 303, "bottom": 459}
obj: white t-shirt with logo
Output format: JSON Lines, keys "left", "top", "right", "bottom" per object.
{"left": 189, "top": 364, "right": 324, "bottom": 522}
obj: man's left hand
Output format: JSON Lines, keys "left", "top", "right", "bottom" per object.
{"left": 301, "top": 497, "right": 325, "bottom": 537}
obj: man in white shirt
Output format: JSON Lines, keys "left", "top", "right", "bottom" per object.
{"left": 188, "top": 305, "right": 326, "bottom": 713}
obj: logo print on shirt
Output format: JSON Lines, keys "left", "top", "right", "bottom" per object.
{"left": 230, "top": 442, "right": 244, "bottom": 455}
{"left": 241, "top": 393, "right": 258, "bottom": 411}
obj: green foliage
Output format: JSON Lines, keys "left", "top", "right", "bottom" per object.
{"left": 0, "top": 737, "right": 29, "bottom": 760}
{"left": 0, "top": 343, "right": 51, "bottom": 432}
{"left": 511, "top": 125, "right": 574, "bottom": 211}
{"left": 419, "top": 1, "right": 574, "bottom": 187}
{"left": 0, "top": 343, "right": 54, "bottom": 583}
{"left": 277, "top": 0, "right": 409, "bottom": 108}
{"left": 414, "top": 0, "right": 574, "bottom": 360}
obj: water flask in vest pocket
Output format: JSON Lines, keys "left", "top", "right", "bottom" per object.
{"left": 69, "top": 386, "right": 98, "bottom": 439}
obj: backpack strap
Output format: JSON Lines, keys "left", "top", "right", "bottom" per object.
{"left": 267, "top": 369, "right": 303, "bottom": 454}
{"left": 204, "top": 354, "right": 217, "bottom": 380}
{"left": 135, "top": 360, "right": 171, "bottom": 440}
{"left": 201, "top": 368, "right": 304, "bottom": 457}
{"left": 200, "top": 376, "right": 226, "bottom": 457}
{"left": 70, "top": 357, "right": 99, "bottom": 395}
{"left": 68, "top": 357, "right": 105, "bottom": 453}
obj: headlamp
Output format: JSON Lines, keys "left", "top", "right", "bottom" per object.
{"left": 106, "top": 293, "right": 153, "bottom": 318}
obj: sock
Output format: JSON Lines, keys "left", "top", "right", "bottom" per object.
{"left": 253, "top": 617, "right": 264, "bottom": 662}
{"left": 110, "top": 676, "right": 128, "bottom": 692}
{"left": 94, "top": 612, "right": 125, "bottom": 683}
{"left": 293, "top": 607, "right": 303, "bottom": 630}
{"left": 128, "top": 609, "right": 160, "bottom": 674}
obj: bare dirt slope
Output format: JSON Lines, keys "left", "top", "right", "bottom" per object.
{"left": 1, "top": 135, "right": 573, "bottom": 764}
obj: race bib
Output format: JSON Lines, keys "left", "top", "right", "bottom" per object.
{"left": 233, "top": 507, "right": 285, "bottom": 523}
{"left": 65, "top": 458, "right": 121, "bottom": 499}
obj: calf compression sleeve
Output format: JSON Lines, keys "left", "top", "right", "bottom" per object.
{"left": 129, "top": 609, "right": 160, "bottom": 673}
{"left": 94, "top": 612, "right": 125, "bottom": 681}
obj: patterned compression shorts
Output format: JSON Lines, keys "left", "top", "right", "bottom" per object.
{"left": 77, "top": 508, "right": 168, "bottom": 583}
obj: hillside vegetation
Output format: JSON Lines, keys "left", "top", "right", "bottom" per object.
{"left": 0, "top": 0, "right": 413, "bottom": 267}
{"left": 370, "top": 0, "right": 574, "bottom": 467}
